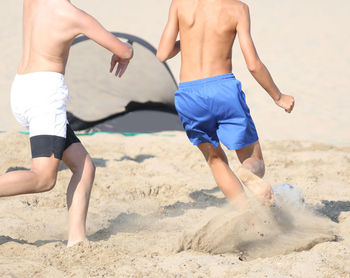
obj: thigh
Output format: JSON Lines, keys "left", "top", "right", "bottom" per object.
{"left": 235, "top": 140, "right": 263, "bottom": 164}
{"left": 197, "top": 142, "right": 228, "bottom": 164}
{"left": 62, "top": 142, "right": 91, "bottom": 172}
{"left": 31, "top": 155, "right": 60, "bottom": 178}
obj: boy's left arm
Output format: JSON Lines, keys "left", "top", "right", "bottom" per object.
{"left": 157, "top": 1, "right": 180, "bottom": 62}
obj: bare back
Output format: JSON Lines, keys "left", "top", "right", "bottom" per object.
{"left": 19, "top": 0, "right": 79, "bottom": 74}
{"left": 177, "top": 0, "right": 241, "bottom": 81}
{"left": 158, "top": 0, "right": 295, "bottom": 114}
{"left": 19, "top": 0, "right": 132, "bottom": 75}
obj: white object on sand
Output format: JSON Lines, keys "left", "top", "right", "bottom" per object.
{"left": 273, "top": 184, "right": 305, "bottom": 209}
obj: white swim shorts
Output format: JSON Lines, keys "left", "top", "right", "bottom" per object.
{"left": 10, "top": 72, "right": 80, "bottom": 159}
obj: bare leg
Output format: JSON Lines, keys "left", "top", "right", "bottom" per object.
{"left": 197, "top": 143, "right": 248, "bottom": 210}
{"left": 62, "top": 143, "right": 95, "bottom": 247}
{"left": 0, "top": 155, "right": 60, "bottom": 196}
{"left": 235, "top": 141, "right": 274, "bottom": 205}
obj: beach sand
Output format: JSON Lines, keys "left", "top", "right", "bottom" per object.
{"left": 1, "top": 132, "right": 350, "bottom": 277}
{"left": 1, "top": 0, "right": 350, "bottom": 277}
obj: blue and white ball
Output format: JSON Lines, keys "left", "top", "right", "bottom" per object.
{"left": 273, "top": 184, "right": 305, "bottom": 209}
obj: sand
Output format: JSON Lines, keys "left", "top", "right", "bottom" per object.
{"left": 179, "top": 199, "right": 336, "bottom": 260}
{"left": 0, "top": 132, "right": 350, "bottom": 277}
{"left": 1, "top": 0, "right": 350, "bottom": 277}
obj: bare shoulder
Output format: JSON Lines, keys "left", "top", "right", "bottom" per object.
{"left": 225, "top": 0, "right": 249, "bottom": 15}
{"left": 171, "top": 0, "right": 181, "bottom": 6}
{"left": 55, "top": 1, "right": 92, "bottom": 26}
{"left": 169, "top": 0, "right": 182, "bottom": 11}
{"left": 172, "top": 0, "right": 192, "bottom": 12}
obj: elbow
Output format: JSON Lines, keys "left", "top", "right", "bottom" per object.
{"left": 247, "top": 59, "right": 263, "bottom": 73}
{"left": 156, "top": 51, "right": 167, "bottom": 63}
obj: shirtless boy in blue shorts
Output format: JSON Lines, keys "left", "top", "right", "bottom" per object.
{"left": 157, "top": 0, "right": 294, "bottom": 208}
{"left": 0, "top": 0, "right": 133, "bottom": 246}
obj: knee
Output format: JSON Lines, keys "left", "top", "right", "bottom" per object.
{"left": 242, "top": 158, "right": 265, "bottom": 178}
{"left": 35, "top": 175, "right": 57, "bottom": 193}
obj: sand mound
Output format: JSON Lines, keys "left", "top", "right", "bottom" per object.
{"left": 179, "top": 200, "right": 336, "bottom": 260}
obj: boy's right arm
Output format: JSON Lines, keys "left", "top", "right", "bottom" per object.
{"left": 157, "top": 1, "right": 180, "bottom": 62}
{"left": 70, "top": 7, "right": 133, "bottom": 77}
{"left": 236, "top": 4, "right": 295, "bottom": 113}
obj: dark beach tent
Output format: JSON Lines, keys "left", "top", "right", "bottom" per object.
{"left": 65, "top": 32, "right": 183, "bottom": 133}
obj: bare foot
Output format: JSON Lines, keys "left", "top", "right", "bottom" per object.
{"left": 67, "top": 237, "right": 88, "bottom": 248}
{"left": 237, "top": 167, "right": 274, "bottom": 206}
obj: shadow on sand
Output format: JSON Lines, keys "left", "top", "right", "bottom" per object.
{"left": 114, "top": 154, "right": 155, "bottom": 163}
{"left": 315, "top": 200, "right": 350, "bottom": 223}
{"left": 89, "top": 186, "right": 225, "bottom": 242}
{"left": 0, "top": 235, "right": 64, "bottom": 247}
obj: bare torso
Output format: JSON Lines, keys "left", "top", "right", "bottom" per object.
{"left": 19, "top": 0, "right": 78, "bottom": 74}
{"left": 176, "top": 0, "right": 240, "bottom": 82}
{"left": 158, "top": 0, "right": 295, "bottom": 114}
{"left": 19, "top": 0, "right": 132, "bottom": 76}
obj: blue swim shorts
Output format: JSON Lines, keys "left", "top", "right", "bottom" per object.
{"left": 174, "top": 73, "right": 258, "bottom": 150}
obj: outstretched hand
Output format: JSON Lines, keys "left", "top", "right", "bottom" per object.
{"left": 110, "top": 54, "right": 130, "bottom": 78}
{"left": 275, "top": 93, "right": 295, "bottom": 113}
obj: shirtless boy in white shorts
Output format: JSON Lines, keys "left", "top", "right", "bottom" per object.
{"left": 0, "top": 0, "right": 133, "bottom": 247}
